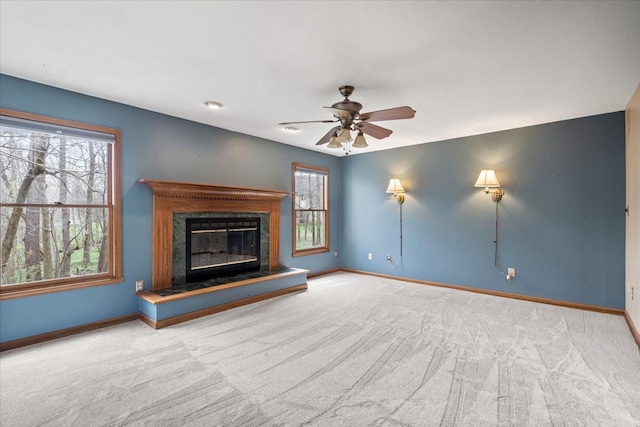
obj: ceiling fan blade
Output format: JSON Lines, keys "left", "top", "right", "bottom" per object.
{"left": 359, "top": 106, "right": 416, "bottom": 122}
{"left": 360, "top": 122, "right": 393, "bottom": 139}
{"left": 278, "top": 119, "right": 337, "bottom": 125}
{"left": 316, "top": 126, "right": 340, "bottom": 145}
{"left": 323, "top": 106, "right": 352, "bottom": 121}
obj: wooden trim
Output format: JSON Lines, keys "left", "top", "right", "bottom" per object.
{"left": 0, "top": 108, "right": 122, "bottom": 299}
{"left": 0, "top": 276, "right": 124, "bottom": 301}
{"left": 150, "top": 284, "right": 308, "bottom": 329}
{"left": 292, "top": 247, "right": 330, "bottom": 257}
{"left": 0, "top": 107, "right": 120, "bottom": 135}
{"left": 337, "top": 269, "right": 626, "bottom": 316}
{"left": 138, "top": 179, "right": 290, "bottom": 290}
{"left": 0, "top": 314, "right": 138, "bottom": 352}
{"left": 137, "top": 179, "right": 290, "bottom": 201}
{"left": 625, "top": 311, "right": 640, "bottom": 349}
{"left": 138, "top": 312, "right": 157, "bottom": 329}
{"left": 307, "top": 268, "right": 341, "bottom": 278}
{"left": 111, "top": 127, "right": 123, "bottom": 281}
{"left": 138, "top": 268, "right": 309, "bottom": 304}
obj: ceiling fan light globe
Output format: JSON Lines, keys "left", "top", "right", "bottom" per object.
{"left": 336, "top": 128, "right": 352, "bottom": 143}
{"left": 327, "top": 137, "right": 343, "bottom": 149}
{"left": 352, "top": 133, "right": 368, "bottom": 148}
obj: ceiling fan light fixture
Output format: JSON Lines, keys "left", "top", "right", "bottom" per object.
{"left": 336, "top": 128, "right": 352, "bottom": 143}
{"left": 327, "top": 136, "right": 343, "bottom": 148}
{"left": 352, "top": 131, "right": 368, "bottom": 148}
{"left": 279, "top": 86, "right": 415, "bottom": 153}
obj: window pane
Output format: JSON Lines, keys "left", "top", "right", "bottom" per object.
{"left": 295, "top": 211, "right": 325, "bottom": 250}
{"left": 294, "top": 171, "right": 325, "bottom": 210}
{"left": 0, "top": 127, "right": 108, "bottom": 205}
{"left": 0, "top": 109, "right": 121, "bottom": 296}
{"left": 1, "top": 206, "right": 109, "bottom": 286}
{"left": 293, "top": 163, "right": 329, "bottom": 255}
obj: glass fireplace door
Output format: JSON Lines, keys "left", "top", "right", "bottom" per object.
{"left": 186, "top": 218, "right": 260, "bottom": 282}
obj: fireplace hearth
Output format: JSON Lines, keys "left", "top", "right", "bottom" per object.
{"left": 137, "top": 180, "right": 309, "bottom": 329}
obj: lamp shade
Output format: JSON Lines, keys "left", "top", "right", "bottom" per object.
{"left": 327, "top": 136, "right": 343, "bottom": 148}
{"left": 386, "top": 178, "right": 405, "bottom": 194}
{"left": 352, "top": 131, "right": 368, "bottom": 148}
{"left": 336, "top": 128, "right": 352, "bottom": 143}
{"left": 474, "top": 170, "right": 500, "bottom": 188}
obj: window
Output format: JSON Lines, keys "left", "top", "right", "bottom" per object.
{"left": 292, "top": 163, "right": 329, "bottom": 256}
{"left": 0, "top": 108, "right": 122, "bottom": 298}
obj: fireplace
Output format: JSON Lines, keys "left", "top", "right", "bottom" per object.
{"left": 186, "top": 217, "right": 260, "bottom": 282}
{"left": 138, "top": 179, "right": 289, "bottom": 290}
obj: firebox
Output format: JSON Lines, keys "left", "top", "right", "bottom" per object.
{"left": 185, "top": 217, "right": 260, "bottom": 283}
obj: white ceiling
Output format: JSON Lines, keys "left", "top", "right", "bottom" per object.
{"left": 1, "top": 1, "right": 639, "bottom": 156}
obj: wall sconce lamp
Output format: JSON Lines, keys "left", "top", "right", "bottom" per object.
{"left": 474, "top": 169, "right": 513, "bottom": 282}
{"left": 386, "top": 178, "right": 405, "bottom": 204}
{"left": 474, "top": 169, "right": 504, "bottom": 202}
{"left": 386, "top": 178, "right": 405, "bottom": 259}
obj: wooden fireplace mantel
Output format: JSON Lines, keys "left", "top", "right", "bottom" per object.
{"left": 138, "top": 179, "right": 290, "bottom": 290}
{"left": 138, "top": 179, "right": 290, "bottom": 202}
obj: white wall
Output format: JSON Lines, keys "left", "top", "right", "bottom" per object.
{"left": 626, "top": 83, "right": 640, "bottom": 336}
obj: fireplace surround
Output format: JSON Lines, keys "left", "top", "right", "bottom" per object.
{"left": 139, "top": 179, "right": 289, "bottom": 290}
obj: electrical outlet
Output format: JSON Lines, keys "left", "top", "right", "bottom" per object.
{"left": 368, "top": 253, "right": 373, "bottom": 260}
{"left": 334, "top": 251, "right": 338, "bottom": 257}
{"left": 135, "top": 280, "right": 144, "bottom": 292}
{"left": 387, "top": 255, "right": 392, "bottom": 262}
{"left": 508, "top": 268, "right": 516, "bottom": 278}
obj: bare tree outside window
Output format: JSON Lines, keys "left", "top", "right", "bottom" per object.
{"left": 292, "top": 163, "right": 329, "bottom": 256}
{"left": 0, "top": 109, "right": 122, "bottom": 297}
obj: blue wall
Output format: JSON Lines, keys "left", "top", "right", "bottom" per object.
{"left": 0, "top": 74, "right": 342, "bottom": 342}
{"left": 0, "top": 73, "right": 627, "bottom": 343}
{"left": 341, "top": 113, "right": 626, "bottom": 309}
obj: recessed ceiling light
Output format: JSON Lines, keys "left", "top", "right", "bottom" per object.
{"left": 284, "top": 126, "right": 300, "bottom": 133}
{"left": 204, "top": 100, "right": 223, "bottom": 110}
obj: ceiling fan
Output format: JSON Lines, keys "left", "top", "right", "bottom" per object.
{"left": 279, "top": 85, "right": 416, "bottom": 154}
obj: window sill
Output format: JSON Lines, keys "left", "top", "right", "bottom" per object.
{"left": 0, "top": 276, "right": 125, "bottom": 301}
{"left": 292, "top": 247, "right": 330, "bottom": 257}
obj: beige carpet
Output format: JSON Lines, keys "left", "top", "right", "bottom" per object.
{"left": 1, "top": 272, "right": 639, "bottom": 426}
